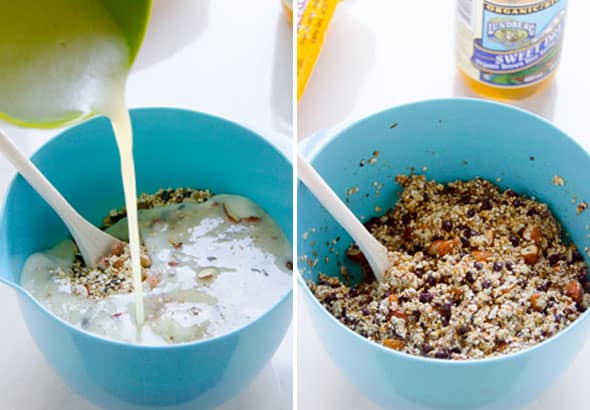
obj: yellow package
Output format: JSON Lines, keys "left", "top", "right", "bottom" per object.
{"left": 297, "top": 0, "right": 340, "bottom": 101}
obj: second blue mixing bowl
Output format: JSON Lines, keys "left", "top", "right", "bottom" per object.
{"left": 0, "top": 108, "right": 292, "bottom": 408}
{"left": 299, "top": 98, "right": 590, "bottom": 410}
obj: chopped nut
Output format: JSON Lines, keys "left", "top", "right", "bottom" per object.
{"left": 428, "top": 239, "right": 459, "bottom": 256}
{"left": 565, "top": 280, "right": 583, "bottom": 303}
{"left": 529, "top": 294, "right": 546, "bottom": 312}
{"left": 383, "top": 339, "right": 405, "bottom": 350}
{"left": 390, "top": 310, "right": 409, "bottom": 322}
{"left": 111, "top": 241, "right": 125, "bottom": 256}
{"left": 472, "top": 250, "right": 491, "bottom": 262}
{"left": 145, "top": 275, "right": 160, "bottom": 289}
{"left": 198, "top": 268, "right": 217, "bottom": 279}
{"left": 223, "top": 203, "right": 241, "bottom": 223}
{"left": 521, "top": 245, "right": 539, "bottom": 265}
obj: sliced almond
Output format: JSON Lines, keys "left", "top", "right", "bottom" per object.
{"left": 220, "top": 195, "right": 262, "bottom": 223}
{"left": 111, "top": 241, "right": 125, "bottom": 257}
{"left": 472, "top": 250, "right": 492, "bottom": 262}
{"left": 390, "top": 310, "right": 408, "bottom": 322}
{"left": 145, "top": 275, "right": 160, "bottom": 289}
{"left": 428, "top": 239, "right": 459, "bottom": 257}
{"left": 521, "top": 245, "right": 539, "bottom": 265}
{"left": 223, "top": 203, "right": 241, "bottom": 223}
{"left": 198, "top": 267, "right": 218, "bottom": 279}
{"left": 383, "top": 339, "right": 405, "bottom": 350}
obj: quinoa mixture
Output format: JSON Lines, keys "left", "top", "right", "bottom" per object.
{"left": 310, "top": 175, "right": 590, "bottom": 359}
{"left": 56, "top": 187, "right": 213, "bottom": 300}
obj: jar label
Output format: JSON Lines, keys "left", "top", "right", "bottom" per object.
{"left": 456, "top": 0, "right": 567, "bottom": 88}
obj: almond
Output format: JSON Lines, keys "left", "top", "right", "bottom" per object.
{"left": 529, "top": 226, "right": 543, "bottom": 246}
{"left": 529, "top": 294, "right": 546, "bottom": 312}
{"left": 145, "top": 275, "right": 160, "bottom": 289}
{"left": 198, "top": 268, "right": 218, "bottom": 279}
{"left": 388, "top": 294, "right": 399, "bottom": 304}
{"left": 111, "top": 241, "right": 125, "bottom": 256}
{"left": 521, "top": 245, "right": 539, "bottom": 265}
{"left": 565, "top": 280, "right": 583, "bottom": 303}
{"left": 390, "top": 310, "right": 408, "bottom": 322}
{"left": 383, "top": 339, "right": 405, "bottom": 350}
{"left": 428, "top": 239, "right": 459, "bottom": 256}
{"left": 223, "top": 203, "right": 241, "bottom": 223}
{"left": 472, "top": 250, "right": 491, "bottom": 262}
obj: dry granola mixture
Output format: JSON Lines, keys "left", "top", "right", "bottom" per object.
{"left": 310, "top": 175, "right": 590, "bottom": 360}
{"left": 56, "top": 187, "right": 213, "bottom": 300}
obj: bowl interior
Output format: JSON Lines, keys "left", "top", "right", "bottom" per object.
{"left": 1, "top": 107, "right": 292, "bottom": 286}
{"left": 298, "top": 98, "right": 590, "bottom": 287}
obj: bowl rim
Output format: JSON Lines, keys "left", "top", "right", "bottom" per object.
{"left": 298, "top": 97, "right": 590, "bottom": 366}
{"left": 1, "top": 106, "right": 293, "bottom": 350}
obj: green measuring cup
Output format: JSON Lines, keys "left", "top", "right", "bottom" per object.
{"left": 0, "top": 0, "right": 152, "bottom": 128}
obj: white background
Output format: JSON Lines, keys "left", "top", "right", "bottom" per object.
{"left": 297, "top": 1, "right": 590, "bottom": 409}
{"left": 0, "top": 1, "right": 293, "bottom": 409}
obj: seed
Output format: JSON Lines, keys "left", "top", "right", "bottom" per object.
{"left": 474, "top": 262, "right": 483, "bottom": 270}
{"left": 482, "top": 279, "right": 492, "bottom": 289}
{"left": 527, "top": 207, "right": 538, "bottom": 216}
{"left": 466, "top": 209, "right": 475, "bottom": 218}
{"left": 414, "top": 268, "right": 424, "bottom": 278}
{"left": 509, "top": 234, "right": 520, "bottom": 247}
{"left": 442, "top": 220, "right": 453, "bottom": 232}
{"left": 505, "top": 189, "right": 518, "bottom": 197}
{"left": 419, "top": 292, "right": 433, "bottom": 303}
{"left": 513, "top": 199, "right": 522, "bottom": 207}
{"left": 505, "top": 261, "right": 514, "bottom": 271}
{"left": 481, "top": 199, "right": 492, "bottom": 210}
{"left": 465, "top": 271, "right": 474, "bottom": 283}
{"left": 140, "top": 254, "right": 152, "bottom": 268}
{"left": 493, "top": 262, "right": 503, "bottom": 272}
{"left": 348, "top": 288, "right": 358, "bottom": 297}
{"left": 422, "top": 343, "right": 433, "bottom": 354}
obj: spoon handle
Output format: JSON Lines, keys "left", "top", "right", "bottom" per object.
{"left": 0, "top": 129, "right": 115, "bottom": 266}
{"left": 297, "top": 153, "right": 389, "bottom": 282}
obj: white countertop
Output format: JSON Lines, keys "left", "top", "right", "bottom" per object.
{"left": 297, "top": 1, "right": 590, "bottom": 409}
{"left": 0, "top": 1, "right": 293, "bottom": 409}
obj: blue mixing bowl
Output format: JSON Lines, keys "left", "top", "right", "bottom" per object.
{"left": 0, "top": 108, "right": 292, "bottom": 408}
{"left": 298, "top": 98, "right": 590, "bottom": 410}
